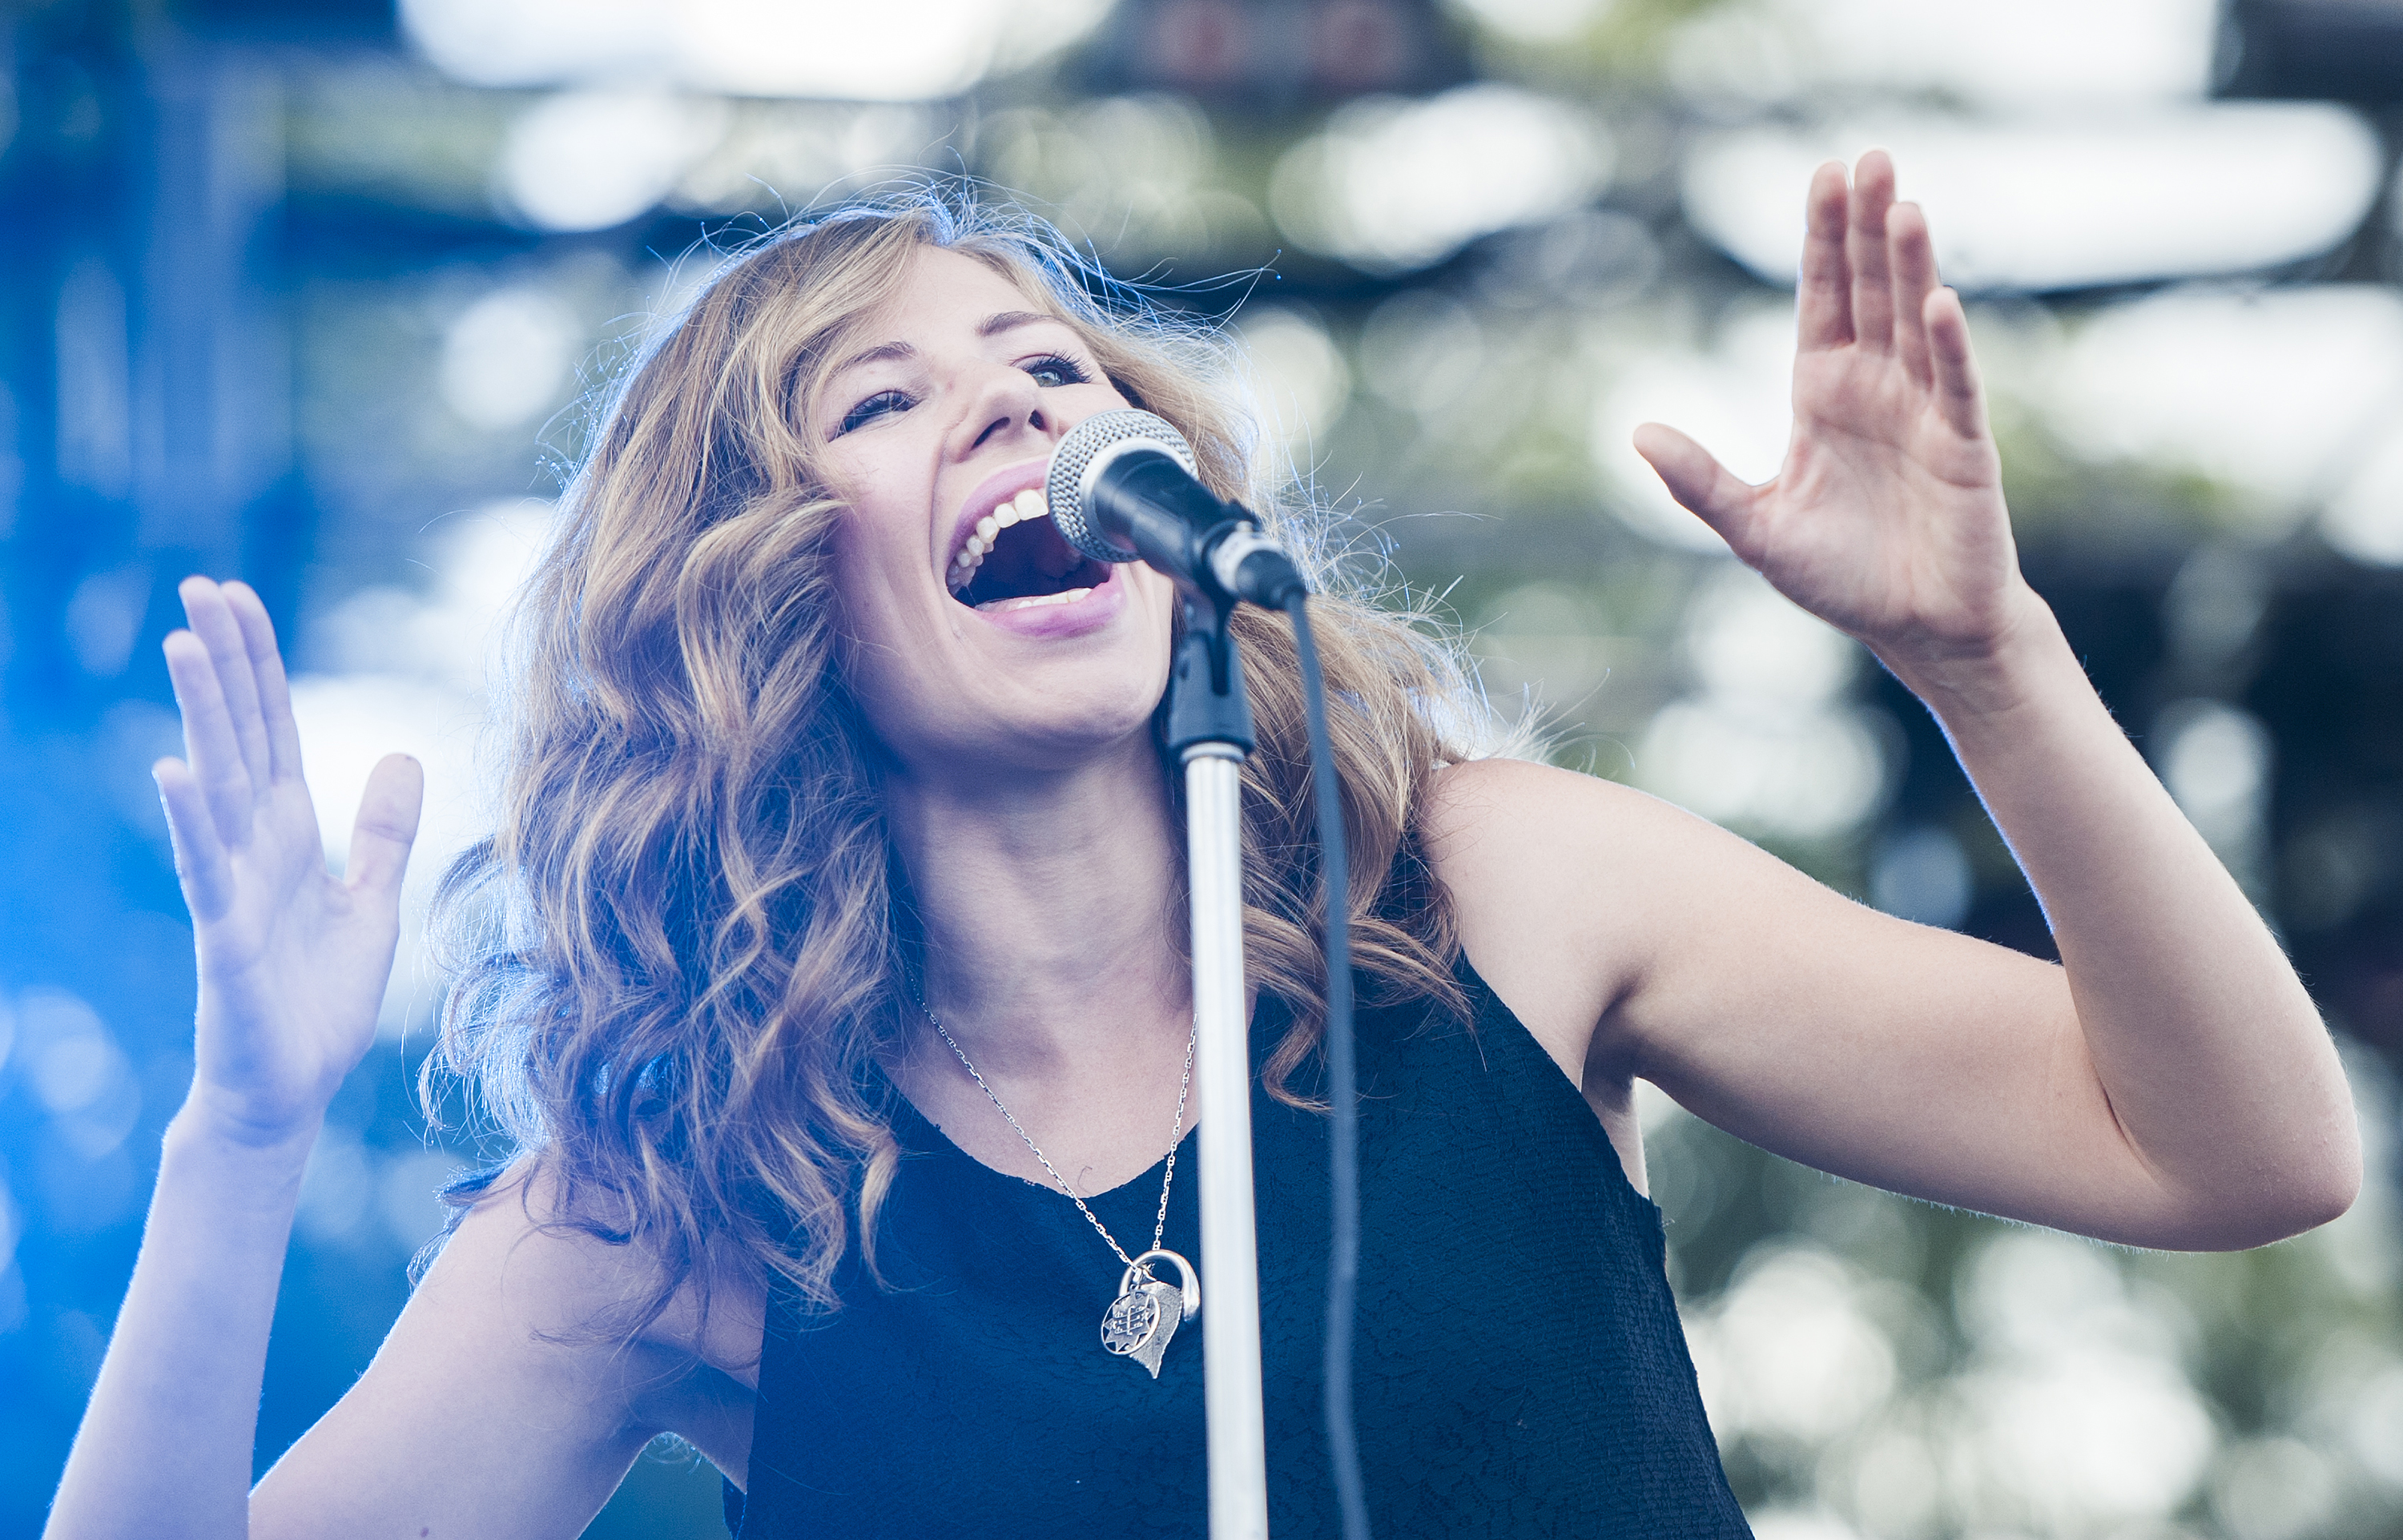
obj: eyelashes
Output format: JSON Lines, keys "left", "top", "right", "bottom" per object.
{"left": 831, "top": 354, "right": 1094, "bottom": 438}
{"left": 838, "top": 389, "right": 912, "bottom": 436}
{"left": 1022, "top": 353, "right": 1090, "bottom": 388}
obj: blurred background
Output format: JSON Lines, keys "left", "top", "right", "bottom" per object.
{"left": 2, "top": 0, "right": 2402, "bottom": 1534}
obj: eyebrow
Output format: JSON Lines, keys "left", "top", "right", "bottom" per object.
{"left": 828, "top": 310, "right": 1069, "bottom": 376}
{"left": 977, "top": 309, "right": 1057, "bottom": 337}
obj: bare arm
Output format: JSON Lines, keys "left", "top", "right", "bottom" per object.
{"left": 46, "top": 579, "right": 757, "bottom": 1539}
{"left": 1436, "top": 755, "right": 2350, "bottom": 1251}
{"left": 46, "top": 578, "right": 425, "bottom": 1538}
{"left": 50, "top": 1120, "right": 320, "bottom": 1539}
{"left": 1431, "top": 154, "right": 2358, "bottom": 1253}
{"left": 249, "top": 1164, "right": 761, "bottom": 1540}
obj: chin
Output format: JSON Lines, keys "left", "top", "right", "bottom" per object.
{"left": 981, "top": 672, "right": 1173, "bottom": 774}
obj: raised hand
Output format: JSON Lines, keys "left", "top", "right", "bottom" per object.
{"left": 1635, "top": 151, "right": 2031, "bottom": 687}
{"left": 154, "top": 577, "right": 422, "bottom": 1147}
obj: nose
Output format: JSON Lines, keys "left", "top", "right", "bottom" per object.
{"left": 952, "top": 361, "right": 1056, "bottom": 460}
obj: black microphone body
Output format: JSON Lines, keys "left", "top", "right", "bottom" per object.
{"left": 1046, "top": 410, "right": 1309, "bottom": 610}
{"left": 1093, "top": 448, "right": 1308, "bottom": 610}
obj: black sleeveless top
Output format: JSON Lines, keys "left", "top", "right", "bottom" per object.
{"left": 729, "top": 962, "right": 1751, "bottom": 1537}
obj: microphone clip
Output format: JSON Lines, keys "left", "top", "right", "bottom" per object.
{"left": 1165, "top": 577, "right": 1257, "bottom": 758}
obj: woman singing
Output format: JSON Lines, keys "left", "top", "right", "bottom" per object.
{"left": 46, "top": 153, "right": 2360, "bottom": 1538}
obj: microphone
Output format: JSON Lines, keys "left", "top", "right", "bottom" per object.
{"left": 1045, "top": 409, "right": 1308, "bottom": 609}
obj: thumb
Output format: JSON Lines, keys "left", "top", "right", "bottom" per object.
{"left": 1632, "top": 423, "right": 1761, "bottom": 553}
{"left": 347, "top": 752, "right": 424, "bottom": 905}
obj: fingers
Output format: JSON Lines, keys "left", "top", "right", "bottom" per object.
{"left": 1888, "top": 201, "right": 1940, "bottom": 390}
{"left": 1846, "top": 151, "right": 1898, "bottom": 353}
{"left": 1632, "top": 423, "right": 1761, "bottom": 558}
{"left": 1924, "top": 287, "right": 1988, "bottom": 440}
{"left": 1797, "top": 161, "right": 1854, "bottom": 352}
{"left": 179, "top": 577, "right": 273, "bottom": 799}
{"left": 155, "top": 757, "right": 236, "bottom": 923}
{"left": 345, "top": 753, "right": 424, "bottom": 907}
{"left": 164, "top": 626, "right": 256, "bottom": 849}
{"left": 221, "top": 581, "right": 306, "bottom": 786}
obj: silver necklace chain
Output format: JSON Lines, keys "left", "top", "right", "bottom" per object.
{"left": 916, "top": 995, "right": 1197, "bottom": 1273}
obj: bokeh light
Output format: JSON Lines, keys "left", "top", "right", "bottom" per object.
{"left": 400, "top": 0, "right": 1111, "bottom": 101}
{"left": 1686, "top": 106, "right": 2384, "bottom": 293}
{"left": 1665, "top": 0, "right": 2220, "bottom": 107}
{"left": 1270, "top": 84, "right": 1612, "bottom": 273}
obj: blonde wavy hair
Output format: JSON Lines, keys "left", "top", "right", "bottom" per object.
{"left": 425, "top": 191, "right": 1496, "bottom": 1324}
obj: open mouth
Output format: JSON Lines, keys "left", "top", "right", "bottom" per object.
{"left": 950, "top": 490, "right": 1114, "bottom": 611}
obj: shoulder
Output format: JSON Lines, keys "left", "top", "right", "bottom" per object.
{"left": 1421, "top": 755, "right": 1808, "bottom": 931}
{"left": 1414, "top": 759, "right": 1707, "bottom": 1188}
{"left": 1415, "top": 757, "right": 1794, "bottom": 1078}
{"left": 1419, "top": 754, "right": 1644, "bottom": 866}
{"left": 439, "top": 1156, "right": 765, "bottom": 1381}
{"left": 1415, "top": 758, "right": 1661, "bottom": 1080}
{"left": 1419, "top": 755, "right": 1733, "bottom": 938}
{"left": 423, "top": 1158, "right": 763, "bottom": 1450}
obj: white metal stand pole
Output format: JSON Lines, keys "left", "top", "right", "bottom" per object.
{"left": 1184, "top": 741, "right": 1270, "bottom": 1540}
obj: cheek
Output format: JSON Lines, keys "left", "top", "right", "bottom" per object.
{"left": 823, "top": 468, "right": 942, "bottom": 604}
{"left": 822, "top": 526, "right": 922, "bottom": 711}
{"left": 827, "top": 590, "right": 948, "bottom": 758}
{"left": 827, "top": 523, "right": 932, "bottom": 670}
{"left": 821, "top": 426, "right": 938, "bottom": 545}
{"left": 1126, "top": 565, "right": 1181, "bottom": 678}
{"left": 1129, "top": 563, "right": 1177, "bottom": 622}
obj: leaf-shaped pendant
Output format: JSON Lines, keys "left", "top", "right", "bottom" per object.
{"left": 1101, "top": 1248, "right": 1199, "bottom": 1378}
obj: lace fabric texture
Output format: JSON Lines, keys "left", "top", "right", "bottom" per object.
{"left": 730, "top": 961, "right": 1753, "bottom": 1538}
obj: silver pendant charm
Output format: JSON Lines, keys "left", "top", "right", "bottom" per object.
{"left": 1101, "top": 1248, "right": 1199, "bottom": 1378}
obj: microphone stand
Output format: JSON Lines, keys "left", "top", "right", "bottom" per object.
{"left": 1165, "top": 585, "right": 1272, "bottom": 1540}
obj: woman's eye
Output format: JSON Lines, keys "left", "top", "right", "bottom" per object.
{"left": 836, "top": 390, "right": 914, "bottom": 436}
{"left": 1023, "top": 354, "right": 1091, "bottom": 388}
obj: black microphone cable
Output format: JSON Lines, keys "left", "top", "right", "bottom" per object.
{"left": 1285, "top": 592, "right": 1370, "bottom": 1540}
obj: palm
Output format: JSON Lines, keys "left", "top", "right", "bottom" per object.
{"left": 1638, "top": 153, "right": 2017, "bottom": 669}
{"left": 158, "top": 579, "right": 422, "bottom": 1143}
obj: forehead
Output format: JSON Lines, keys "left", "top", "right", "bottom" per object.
{"left": 864, "top": 245, "right": 1057, "bottom": 340}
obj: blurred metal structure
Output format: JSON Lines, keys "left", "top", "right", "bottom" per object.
{"left": 2219, "top": 0, "right": 2403, "bottom": 103}
{"left": 1085, "top": 0, "right": 1468, "bottom": 105}
{"left": 1, "top": 0, "right": 390, "bottom": 718}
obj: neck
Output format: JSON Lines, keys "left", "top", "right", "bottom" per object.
{"left": 883, "top": 732, "right": 1189, "bottom": 1071}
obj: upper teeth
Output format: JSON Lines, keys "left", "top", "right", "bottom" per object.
{"left": 950, "top": 488, "right": 1049, "bottom": 593}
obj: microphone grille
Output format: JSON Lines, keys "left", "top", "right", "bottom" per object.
{"left": 1046, "top": 408, "right": 1197, "bottom": 564}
